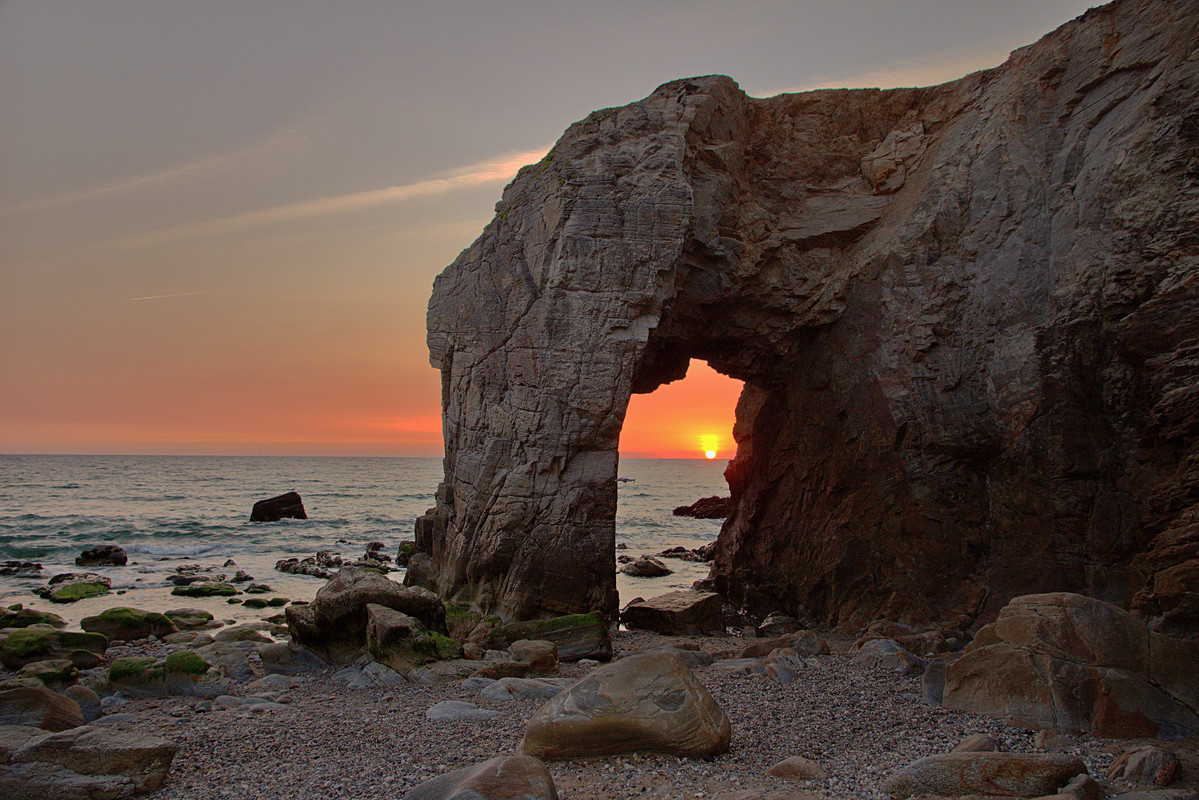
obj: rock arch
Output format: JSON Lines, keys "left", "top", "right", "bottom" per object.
{"left": 421, "top": 0, "right": 1199, "bottom": 633}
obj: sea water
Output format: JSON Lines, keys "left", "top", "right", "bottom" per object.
{"left": 0, "top": 454, "right": 728, "bottom": 626}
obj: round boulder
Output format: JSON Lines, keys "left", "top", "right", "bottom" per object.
{"left": 521, "top": 650, "right": 730, "bottom": 760}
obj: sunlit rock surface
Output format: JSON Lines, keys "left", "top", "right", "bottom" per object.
{"left": 423, "top": 0, "right": 1199, "bottom": 630}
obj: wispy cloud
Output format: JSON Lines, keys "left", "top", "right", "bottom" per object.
{"left": 757, "top": 35, "right": 1026, "bottom": 95}
{"left": 2, "top": 101, "right": 343, "bottom": 217}
{"left": 91, "top": 147, "right": 549, "bottom": 254}
{"left": 127, "top": 286, "right": 262, "bottom": 302}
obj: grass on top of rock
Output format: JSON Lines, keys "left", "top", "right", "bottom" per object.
{"left": 94, "top": 607, "right": 176, "bottom": 631}
{"left": 164, "top": 650, "right": 209, "bottom": 675}
{"left": 1, "top": 629, "right": 108, "bottom": 661}
{"left": 108, "top": 655, "right": 163, "bottom": 682}
{"left": 0, "top": 605, "right": 67, "bottom": 629}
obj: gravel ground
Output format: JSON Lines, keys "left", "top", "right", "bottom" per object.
{"left": 50, "top": 629, "right": 1195, "bottom": 800}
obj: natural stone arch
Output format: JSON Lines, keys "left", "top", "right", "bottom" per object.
{"left": 422, "top": 0, "right": 1199, "bottom": 633}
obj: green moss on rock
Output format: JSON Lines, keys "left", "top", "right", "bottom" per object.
{"left": 164, "top": 650, "right": 209, "bottom": 676}
{"left": 108, "top": 656, "right": 162, "bottom": 682}
{"left": 242, "top": 598, "right": 268, "bottom": 609}
{"left": 47, "top": 582, "right": 109, "bottom": 603}
{"left": 267, "top": 597, "right": 289, "bottom": 607}
{"left": 17, "top": 658, "right": 77, "bottom": 686}
{"left": 0, "top": 607, "right": 67, "bottom": 629}
{"left": 429, "top": 632, "right": 464, "bottom": 661}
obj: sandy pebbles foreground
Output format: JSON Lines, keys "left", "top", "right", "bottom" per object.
{"left": 66, "top": 631, "right": 1194, "bottom": 800}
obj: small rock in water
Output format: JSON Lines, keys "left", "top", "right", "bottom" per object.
{"left": 619, "top": 555, "right": 673, "bottom": 577}
{"left": 75, "top": 543, "right": 127, "bottom": 566}
{"left": 250, "top": 491, "right": 308, "bottom": 522}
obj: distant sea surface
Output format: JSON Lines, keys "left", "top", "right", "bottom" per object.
{"left": 0, "top": 455, "right": 728, "bottom": 626}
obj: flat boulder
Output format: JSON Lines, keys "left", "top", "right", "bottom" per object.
{"left": 33, "top": 574, "right": 110, "bottom": 604}
{"left": 1, "top": 724, "right": 176, "bottom": 799}
{"left": 521, "top": 650, "right": 731, "bottom": 760}
{"left": 0, "top": 607, "right": 66, "bottom": 630}
{"left": 81, "top": 607, "right": 177, "bottom": 641}
{"left": 672, "top": 496, "right": 732, "bottom": 518}
{"left": 0, "top": 629, "right": 108, "bottom": 670}
{"left": 163, "top": 608, "right": 215, "bottom": 630}
{"left": 483, "top": 611, "right": 611, "bottom": 662}
{"left": 882, "top": 752, "right": 1087, "bottom": 799}
{"left": 0, "top": 687, "right": 84, "bottom": 731}
{"left": 943, "top": 593, "right": 1199, "bottom": 738}
{"left": 250, "top": 491, "right": 307, "bottom": 522}
{"left": 621, "top": 591, "right": 723, "bottom": 635}
{"left": 402, "top": 754, "right": 557, "bottom": 800}
{"left": 75, "top": 544, "right": 126, "bottom": 567}
{"left": 366, "top": 604, "right": 460, "bottom": 676}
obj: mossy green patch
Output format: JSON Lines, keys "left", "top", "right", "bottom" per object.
{"left": 164, "top": 650, "right": 209, "bottom": 676}
{"left": 108, "top": 656, "right": 162, "bottom": 682}
{"left": 266, "top": 597, "right": 289, "bottom": 607}
{"left": 47, "top": 582, "right": 109, "bottom": 603}
{"left": 444, "top": 603, "right": 472, "bottom": 621}
{"left": 242, "top": 598, "right": 268, "bottom": 609}
{"left": 0, "top": 607, "right": 66, "bottom": 629}
{"left": 428, "top": 632, "right": 463, "bottom": 661}
{"left": 17, "top": 658, "right": 77, "bottom": 685}
{"left": 3, "top": 629, "right": 52, "bottom": 660}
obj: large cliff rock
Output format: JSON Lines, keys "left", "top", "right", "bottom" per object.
{"left": 423, "top": 0, "right": 1199, "bottom": 631}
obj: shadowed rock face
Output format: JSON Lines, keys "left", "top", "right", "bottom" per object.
{"left": 423, "top": 0, "right": 1199, "bottom": 630}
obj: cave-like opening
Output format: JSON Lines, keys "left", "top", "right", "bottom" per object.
{"left": 615, "top": 359, "right": 743, "bottom": 607}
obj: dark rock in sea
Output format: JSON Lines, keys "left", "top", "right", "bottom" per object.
{"left": 170, "top": 582, "right": 238, "bottom": 598}
{"left": 657, "top": 543, "right": 717, "bottom": 563}
{"left": 620, "top": 556, "right": 672, "bottom": 578}
{"left": 33, "top": 574, "right": 111, "bottom": 604}
{"left": 75, "top": 543, "right": 127, "bottom": 567}
{"left": 418, "top": 0, "right": 1199, "bottom": 630}
{"left": 0, "top": 561, "right": 43, "bottom": 577}
{"left": 249, "top": 491, "right": 307, "bottom": 522}
{"left": 166, "top": 573, "right": 225, "bottom": 586}
{"left": 395, "top": 540, "right": 417, "bottom": 567}
{"left": 672, "top": 496, "right": 733, "bottom": 519}
{"left": 274, "top": 550, "right": 343, "bottom": 579}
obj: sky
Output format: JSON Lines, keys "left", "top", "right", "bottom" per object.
{"left": 0, "top": 0, "right": 1098, "bottom": 459}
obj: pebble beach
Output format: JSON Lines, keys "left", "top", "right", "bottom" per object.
{"left": 32, "top": 627, "right": 1192, "bottom": 800}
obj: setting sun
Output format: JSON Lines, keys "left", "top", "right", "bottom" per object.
{"left": 705, "top": 449, "right": 716, "bottom": 459}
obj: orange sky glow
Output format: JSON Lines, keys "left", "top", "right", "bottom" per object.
{"left": 620, "top": 362, "right": 743, "bottom": 460}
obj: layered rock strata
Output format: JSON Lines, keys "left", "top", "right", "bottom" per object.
{"left": 423, "top": 0, "right": 1199, "bottom": 629}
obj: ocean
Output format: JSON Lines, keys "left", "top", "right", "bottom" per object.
{"left": 0, "top": 454, "right": 729, "bottom": 626}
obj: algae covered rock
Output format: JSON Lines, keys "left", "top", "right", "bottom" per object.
{"left": 81, "top": 607, "right": 178, "bottom": 641}
{"left": 0, "top": 628, "right": 108, "bottom": 669}
{"left": 521, "top": 650, "right": 730, "bottom": 760}
{"left": 75, "top": 543, "right": 127, "bottom": 566}
{"left": 33, "top": 573, "right": 111, "bottom": 604}
{"left": 366, "top": 604, "right": 461, "bottom": 676}
{"left": 106, "top": 651, "right": 217, "bottom": 697}
{"left": 15, "top": 659, "right": 78, "bottom": 687}
{"left": 484, "top": 611, "right": 611, "bottom": 662}
{"left": 163, "top": 608, "right": 215, "bottom": 630}
{"left": 0, "top": 605, "right": 66, "bottom": 630}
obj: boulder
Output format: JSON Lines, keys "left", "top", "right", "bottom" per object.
{"left": 192, "top": 642, "right": 253, "bottom": 682}
{"left": 851, "top": 638, "right": 924, "bottom": 675}
{"left": 521, "top": 650, "right": 731, "bottom": 760}
{"left": 286, "top": 566, "right": 447, "bottom": 663}
{"left": 755, "top": 613, "right": 801, "bottom": 638}
{"left": 395, "top": 540, "right": 417, "bottom": 568}
{"left": 943, "top": 593, "right": 1199, "bottom": 738}
{"left": 508, "top": 640, "right": 559, "bottom": 675}
{"left": 739, "top": 630, "right": 829, "bottom": 659}
{"left": 366, "top": 604, "right": 460, "bottom": 676}
{"left": 74, "top": 544, "right": 126, "bottom": 567}
{"left": 249, "top": 491, "right": 307, "bottom": 522}
{"left": 1, "top": 724, "right": 176, "bottom": 799}
{"left": 0, "top": 607, "right": 66, "bottom": 630}
{"left": 105, "top": 651, "right": 218, "bottom": 698}
{"left": 1107, "top": 747, "right": 1181, "bottom": 787}
{"left": 15, "top": 660, "right": 78, "bottom": 687}
{"left": 62, "top": 686, "right": 101, "bottom": 724}
{"left": 402, "top": 552, "right": 437, "bottom": 590}
{"left": 483, "top": 611, "right": 611, "bottom": 662}
{"left": 33, "top": 574, "right": 110, "bottom": 604}
{"left": 0, "top": 687, "right": 84, "bottom": 731}
{"left": 0, "top": 562, "right": 42, "bottom": 577}
{"left": 882, "top": 752, "right": 1088, "bottom": 799}
{"left": 256, "top": 641, "right": 327, "bottom": 675}
{"left": 621, "top": 591, "right": 723, "bottom": 635}
{"left": 80, "top": 607, "right": 178, "bottom": 641}
{"left": 425, "top": 700, "right": 500, "bottom": 722}
{"left": 170, "top": 582, "right": 237, "bottom": 597}
{"left": 0, "top": 629, "right": 108, "bottom": 670}
{"left": 951, "top": 733, "right": 1000, "bottom": 753}
{"left": 619, "top": 556, "right": 672, "bottom": 578}
{"left": 402, "top": 755, "right": 557, "bottom": 800}
{"left": 479, "top": 677, "right": 570, "bottom": 702}
{"left": 163, "top": 608, "right": 215, "bottom": 630}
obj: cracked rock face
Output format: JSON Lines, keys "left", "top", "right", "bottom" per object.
{"left": 423, "top": 0, "right": 1199, "bottom": 630}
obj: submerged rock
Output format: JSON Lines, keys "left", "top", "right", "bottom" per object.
{"left": 672, "top": 496, "right": 732, "bottom": 519}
